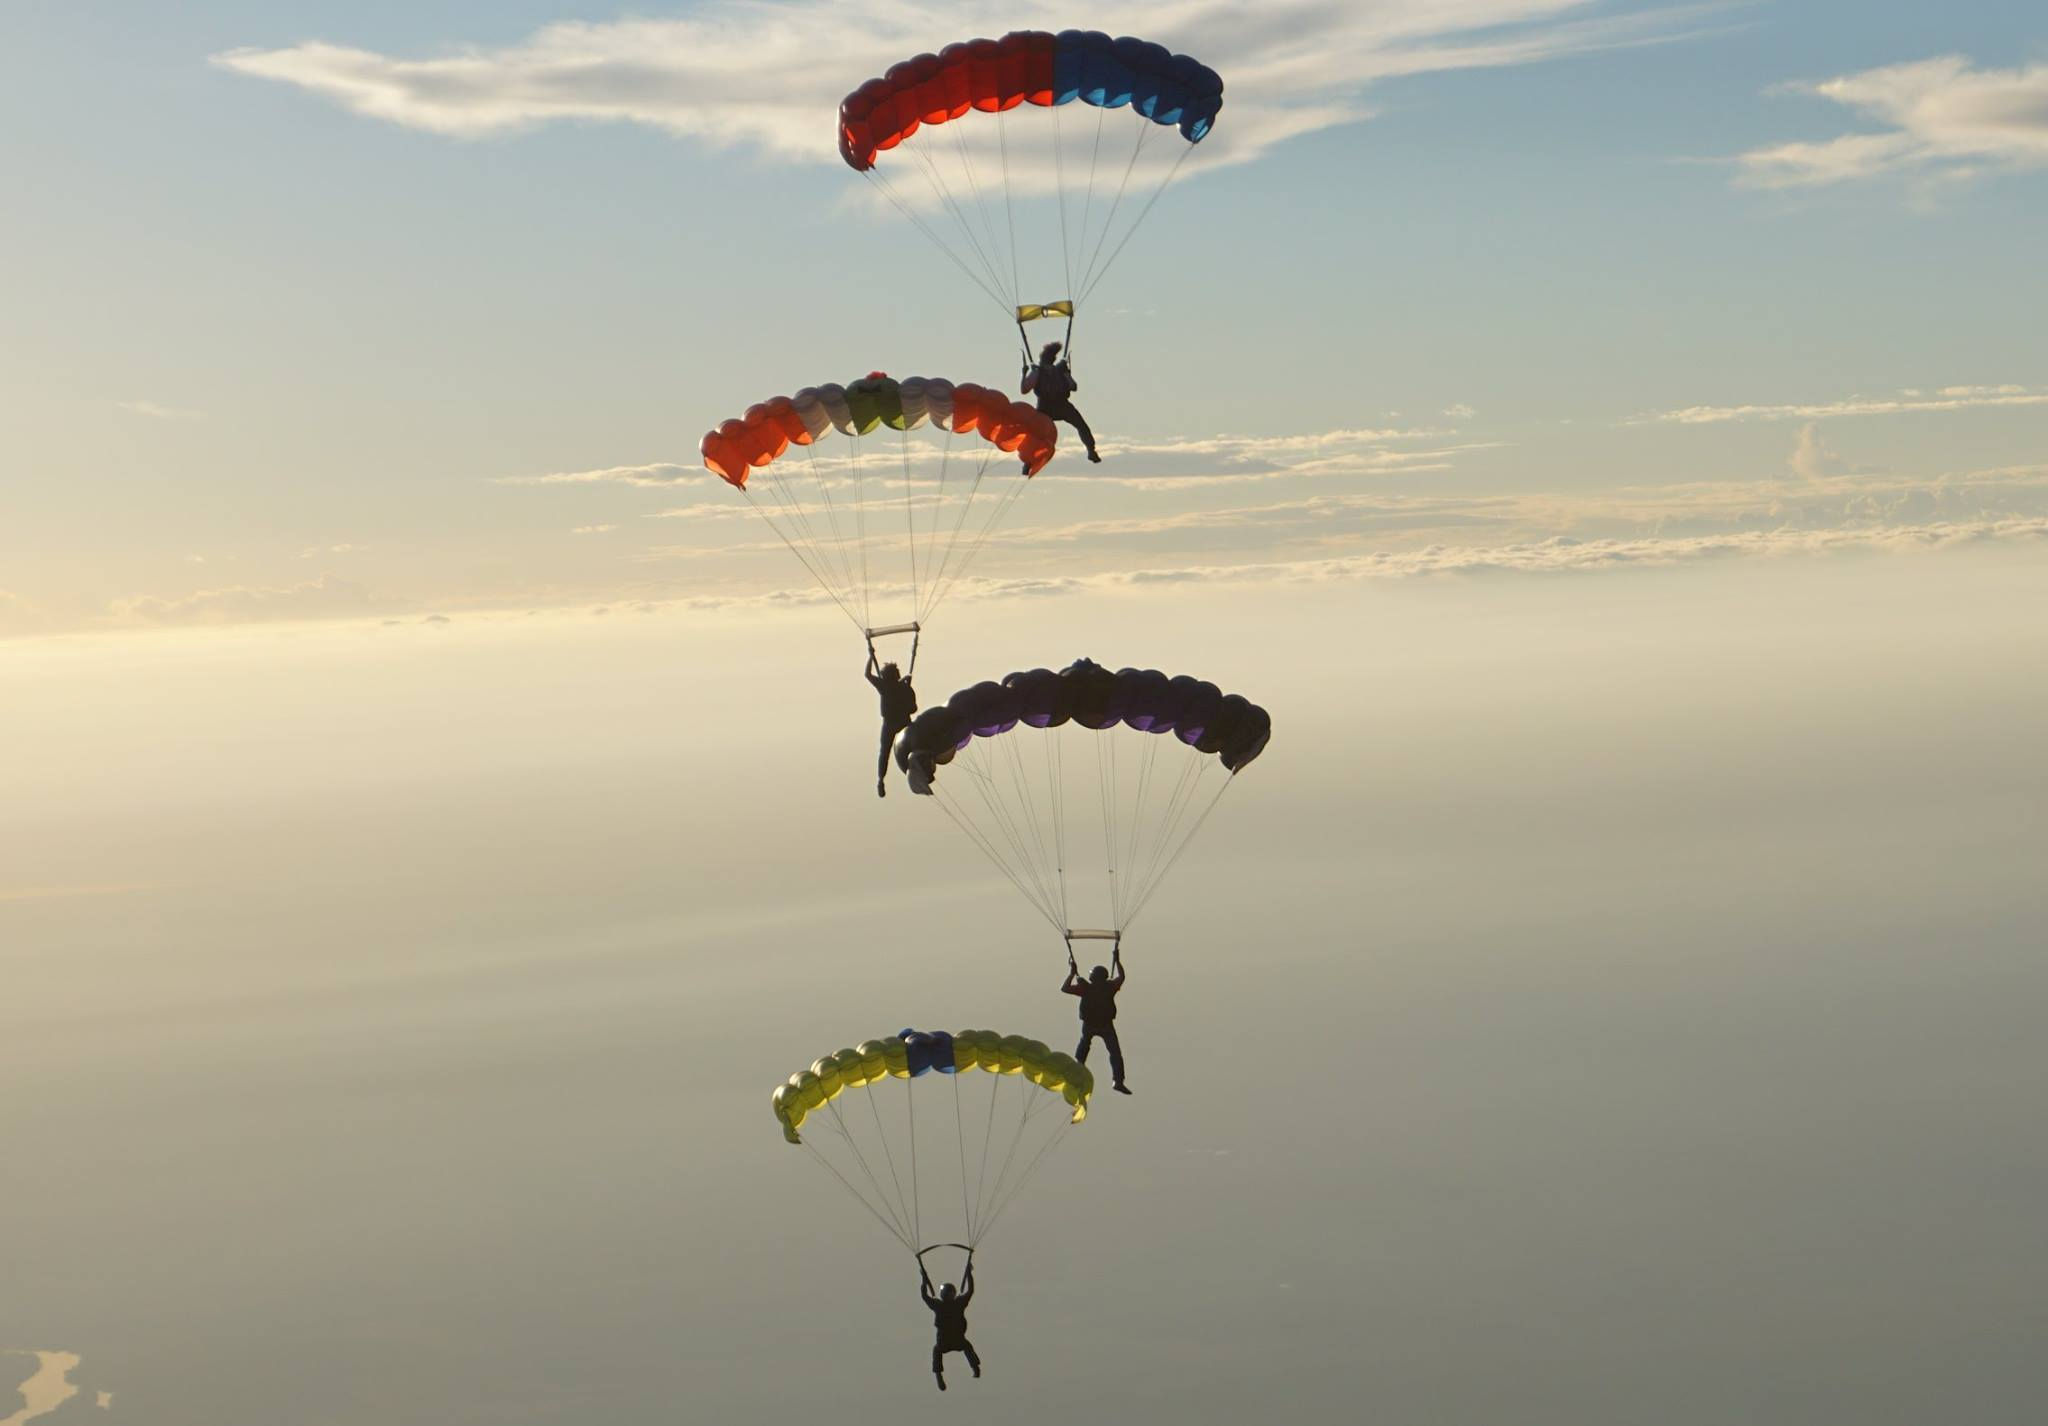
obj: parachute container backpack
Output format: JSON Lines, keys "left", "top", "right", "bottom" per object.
{"left": 699, "top": 373, "right": 1057, "bottom": 662}
{"left": 772, "top": 1028, "right": 1093, "bottom": 1263}
{"left": 894, "top": 658, "right": 1271, "bottom": 957}
{"left": 839, "top": 30, "right": 1224, "bottom": 363}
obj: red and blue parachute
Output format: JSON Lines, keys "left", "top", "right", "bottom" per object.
{"left": 840, "top": 31, "right": 1224, "bottom": 357}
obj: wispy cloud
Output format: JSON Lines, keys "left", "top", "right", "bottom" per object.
{"left": 497, "top": 462, "right": 693, "bottom": 488}
{"left": 109, "top": 573, "right": 378, "bottom": 626}
{"left": 215, "top": 2, "right": 1709, "bottom": 181}
{"left": 571, "top": 524, "right": 619, "bottom": 535}
{"left": 1735, "top": 56, "right": 2048, "bottom": 189}
{"left": 1635, "top": 384, "right": 2048, "bottom": 425}
{"left": 645, "top": 514, "right": 2048, "bottom": 616}
{"left": 116, "top": 400, "right": 203, "bottom": 421}
{"left": 642, "top": 458, "right": 2048, "bottom": 576}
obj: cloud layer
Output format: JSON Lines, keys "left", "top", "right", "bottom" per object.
{"left": 1637, "top": 384, "right": 2048, "bottom": 425}
{"left": 1736, "top": 56, "right": 2048, "bottom": 188}
{"left": 215, "top": 1, "right": 1702, "bottom": 180}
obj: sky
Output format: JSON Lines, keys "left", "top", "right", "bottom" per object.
{"left": 3, "top": 0, "right": 2047, "bottom": 633}
{"left": 4, "top": 2, "right": 2048, "bottom": 1422}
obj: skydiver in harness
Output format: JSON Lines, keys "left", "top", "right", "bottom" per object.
{"left": 865, "top": 640, "right": 918, "bottom": 798}
{"left": 919, "top": 1250, "right": 981, "bottom": 1390}
{"left": 1021, "top": 341, "right": 1101, "bottom": 465}
{"left": 1063, "top": 945, "right": 1131, "bottom": 1094}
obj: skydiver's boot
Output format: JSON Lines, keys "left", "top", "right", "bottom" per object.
{"left": 935, "top": 1374, "right": 947, "bottom": 1392}
{"left": 1114, "top": 1082, "right": 1132, "bottom": 1094}
{"left": 1087, "top": 448, "right": 1102, "bottom": 463}
{"left": 877, "top": 779, "right": 887, "bottom": 798}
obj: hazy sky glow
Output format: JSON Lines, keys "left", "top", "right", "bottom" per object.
{"left": 5, "top": 3, "right": 2047, "bottom": 1422}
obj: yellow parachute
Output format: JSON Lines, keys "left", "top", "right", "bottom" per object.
{"left": 772, "top": 1028, "right": 1092, "bottom": 1255}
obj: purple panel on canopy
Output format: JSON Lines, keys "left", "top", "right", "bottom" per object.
{"left": 1004, "top": 667, "right": 1069, "bottom": 727}
{"left": 1115, "top": 668, "right": 1174, "bottom": 731}
{"left": 1195, "top": 692, "right": 1254, "bottom": 756}
{"left": 1221, "top": 705, "right": 1272, "bottom": 770}
{"left": 1172, "top": 680, "right": 1224, "bottom": 748}
{"left": 949, "top": 680, "right": 1020, "bottom": 737}
{"left": 1158, "top": 673, "right": 1205, "bottom": 730}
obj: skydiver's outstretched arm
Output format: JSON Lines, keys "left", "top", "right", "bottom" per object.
{"left": 1111, "top": 946, "right": 1126, "bottom": 991}
{"left": 959, "top": 1257, "right": 975, "bottom": 1304}
{"left": 1064, "top": 362, "right": 1078, "bottom": 392}
{"left": 1062, "top": 958, "right": 1084, "bottom": 994}
{"left": 919, "top": 1265, "right": 938, "bottom": 1305}
{"left": 865, "top": 642, "right": 883, "bottom": 688}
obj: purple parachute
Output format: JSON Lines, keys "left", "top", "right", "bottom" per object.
{"left": 895, "top": 657, "right": 1271, "bottom": 793}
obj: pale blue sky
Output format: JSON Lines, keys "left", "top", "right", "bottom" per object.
{"left": 3, "top": 1, "right": 2046, "bottom": 635}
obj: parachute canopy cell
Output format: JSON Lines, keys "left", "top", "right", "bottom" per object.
{"left": 839, "top": 29, "right": 1224, "bottom": 172}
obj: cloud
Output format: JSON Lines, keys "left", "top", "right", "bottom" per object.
{"left": 215, "top": 2, "right": 1708, "bottom": 183}
{"left": 1735, "top": 56, "right": 2048, "bottom": 188}
{"left": 1788, "top": 422, "right": 1845, "bottom": 482}
{"left": 1443, "top": 403, "right": 1477, "bottom": 419}
{"left": 298, "top": 542, "right": 364, "bottom": 558}
{"left": 117, "top": 400, "right": 202, "bottom": 421}
{"left": 1636, "top": 384, "right": 2048, "bottom": 425}
{"left": 571, "top": 524, "right": 619, "bottom": 535}
{"left": 651, "top": 514, "right": 2048, "bottom": 616}
{"left": 497, "top": 462, "right": 692, "bottom": 488}
{"left": 108, "top": 574, "right": 378, "bottom": 626}
{"left": 1, "top": 1350, "right": 84, "bottom": 1426}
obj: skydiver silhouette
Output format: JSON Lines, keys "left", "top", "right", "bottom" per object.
{"left": 866, "top": 643, "right": 918, "bottom": 797}
{"left": 919, "top": 1253, "right": 980, "bottom": 1390}
{"left": 1063, "top": 947, "right": 1130, "bottom": 1093}
{"left": 1021, "top": 340, "right": 1101, "bottom": 464}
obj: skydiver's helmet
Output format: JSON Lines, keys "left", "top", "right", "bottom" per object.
{"left": 1041, "top": 340, "right": 1063, "bottom": 363}
{"left": 939, "top": 1284, "right": 957, "bottom": 1301}
{"left": 1090, "top": 965, "right": 1109, "bottom": 982}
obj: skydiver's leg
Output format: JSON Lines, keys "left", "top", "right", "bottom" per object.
{"left": 877, "top": 725, "right": 893, "bottom": 796}
{"left": 932, "top": 1345, "right": 946, "bottom": 1388}
{"left": 963, "top": 1341, "right": 981, "bottom": 1376}
{"left": 1102, "top": 1025, "right": 1127, "bottom": 1089}
{"left": 1065, "top": 408, "right": 1100, "bottom": 460}
{"left": 1075, "top": 1026, "right": 1096, "bottom": 1063}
